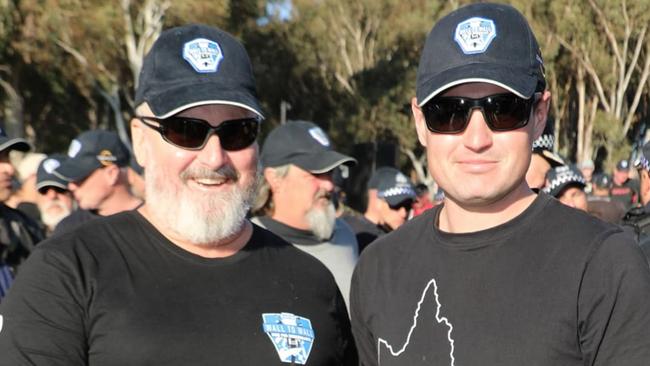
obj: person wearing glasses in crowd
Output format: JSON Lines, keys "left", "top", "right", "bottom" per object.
{"left": 0, "top": 25, "right": 356, "bottom": 365}
{"left": 34, "top": 154, "right": 74, "bottom": 236}
{"left": 252, "top": 120, "right": 359, "bottom": 309}
{"left": 343, "top": 166, "right": 417, "bottom": 253}
{"left": 350, "top": 3, "right": 650, "bottom": 365}
{"left": 49, "top": 129, "right": 143, "bottom": 236}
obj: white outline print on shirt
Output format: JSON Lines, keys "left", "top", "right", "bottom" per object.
{"left": 377, "top": 278, "right": 455, "bottom": 365}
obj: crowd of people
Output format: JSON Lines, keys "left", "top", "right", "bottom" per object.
{"left": 0, "top": 2, "right": 649, "bottom": 365}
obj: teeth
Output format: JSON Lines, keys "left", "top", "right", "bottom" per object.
{"left": 194, "top": 178, "right": 226, "bottom": 185}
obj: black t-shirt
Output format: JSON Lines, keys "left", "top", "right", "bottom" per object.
{"left": 0, "top": 211, "right": 357, "bottom": 365}
{"left": 52, "top": 208, "right": 100, "bottom": 236}
{"left": 351, "top": 194, "right": 650, "bottom": 366}
{"left": 341, "top": 214, "right": 387, "bottom": 253}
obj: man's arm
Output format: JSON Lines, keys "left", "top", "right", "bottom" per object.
{"left": 0, "top": 245, "right": 87, "bottom": 365}
{"left": 579, "top": 231, "right": 650, "bottom": 365}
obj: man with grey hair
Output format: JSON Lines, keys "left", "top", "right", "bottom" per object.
{"left": 0, "top": 24, "right": 356, "bottom": 365}
{"left": 253, "top": 120, "right": 359, "bottom": 308}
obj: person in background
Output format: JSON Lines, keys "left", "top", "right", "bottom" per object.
{"left": 0, "top": 128, "right": 44, "bottom": 299}
{"left": 578, "top": 159, "right": 595, "bottom": 194}
{"left": 6, "top": 152, "right": 46, "bottom": 221}
{"left": 343, "top": 167, "right": 416, "bottom": 253}
{"left": 253, "top": 120, "right": 358, "bottom": 308}
{"left": 610, "top": 158, "right": 639, "bottom": 209}
{"left": 0, "top": 24, "right": 356, "bottom": 365}
{"left": 525, "top": 120, "right": 565, "bottom": 191}
{"left": 620, "top": 142, "right": 650, "bottom": 264}
{"left": 543, "top": 165, "right": 588, "bottom": 211}
{"left": 35, "top": 154, "right": 74, "bottom": 235}
{"left": 412, "top": 183, "right": 436, "bottom": 216}
{"left": 587, "top": 173, "right": 626, "bottom": 224}
{"left": 52, "top": 129, "right": 143, "bottom": 235}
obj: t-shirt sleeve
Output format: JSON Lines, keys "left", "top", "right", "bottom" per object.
{"left": 578, "top": 230, "right": 650, "bottom": 365}
{"left": 0, "top": 246, "right": 87, "bottom": 365}
{"left": 350, "top": 258, "right": 379, "bottom": 366}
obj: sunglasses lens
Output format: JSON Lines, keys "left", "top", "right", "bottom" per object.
{"left": 485, "top": 95, "right": 531, "bottom": 130}
{"left": 423, "top": 100, "right": 468, "bottom": 133}
{"left": 218, "top": 118, "right": 259, "bottom": 151}
{"left": 163, "top": 117, "right": 211, "bottom": 148}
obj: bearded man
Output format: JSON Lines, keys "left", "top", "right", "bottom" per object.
{"left": 0, "top": 24, "right": 357, "bottom": 365}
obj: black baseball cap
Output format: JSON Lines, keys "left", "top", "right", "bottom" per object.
{"left": 416, "top": 2, "right": 545, "bottom": 106}
{"left": 36, "top": 154, "right": 68, "bottom": 191}
{"left": 592, "top": 173, "right": 613, "bottom": 189}
{"left": 135, "top": 24, "right": 263, "bottom": 118}
{"left": 0, "top": 127, "right": 31, "bottom": 153}
{"left": 55, "top": 130, "right": 130, "bottom": 182}
{"left": 543, "top": 165, "right": 586, "bottom": 198}
{"left": 260, "top": 120, "right": 356, "bottom": 174}
{"left": 372, "top": 167, "right": 417, "bottom": 207}
{"left": 616, "top": 159, "right": 630, "bottom": 171}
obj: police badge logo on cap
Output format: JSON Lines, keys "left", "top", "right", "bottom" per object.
{"left": 36, "top": 154, "right": 69, "bottom": 192}
{"left": 135, "top": 24, "right": 263, "bottom": 119}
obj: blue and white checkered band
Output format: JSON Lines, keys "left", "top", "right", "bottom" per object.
{"left": 542, "top": 166, "right": 586, "bottom": 195}
{"left": 454, "top": 17, "right": 496, "bottom": 55}
{"left": 637, "top": 155, "right": 650, "bottom": 172}
{"left": 182, "top": 38, "right": 224, "bottom": 73}
{"left": 378, "top": 186, "right": 416, "bottom": 199}
{"left": 532, "top": 133, "right": 554, "bottom": 151}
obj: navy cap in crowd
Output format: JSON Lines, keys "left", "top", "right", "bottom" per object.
{"left": 616, "top": 159, "right": 630, "bottom": 171}
{"left": 592, "top": 173, "right": 613, "bottom": 189}
{"left": 36, "top": 154, "right": 69, "bottom": 192}
{"left": 135, "top": 24, "right": 263, "bottom": 119}
{"left": 416, "top": 2, "right": 545, "bottom": 106}
{"left": 543, "top": 165, "right": 586, "bottom": 198}
{"left": 532, "top": 120, "right": 564, "bottom": 167}
{"left": 55, "top": 130, "right": 130, "bottom": 182}
{"left": 261, "top": 120, "right": 356, "bottom": 174}
{"left": 371, "top": 167, "right": 417, "bottom": 207}
{"left": 0, "top": 127, "right": 31, "bottom": 153}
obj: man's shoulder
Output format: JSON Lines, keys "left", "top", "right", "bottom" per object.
{"left": 53, "top": 209, "right": 101, "bottom": 236}
{"left": 43, "top": 211, "right": 139, "bottom": 251}
{"left": 0, "top": 203, "right": 45, "bottom": 243}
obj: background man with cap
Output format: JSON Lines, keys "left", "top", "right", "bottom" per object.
{"left": 610, "top": 158, "right": 639, "bottom": 209}
{"left": 620, "top": 142, "right": 650, "bottom": 264}
{"left": 52, "top": 129, "right": 143, "bottom": 235}
{"left": 0, "top": 128, "right": 44, "bottom": 300}
{"left": 542, "top": 164, "right": 588, "bottom": 211}
{"left": 34, "top": 154, "right": 74, "bottom": 235}
{"left": 587, "top": 173, "right": 626, "bottom": 224}
{"left": 252, "top": 120, "right": 359, "bottom": 309}
{"left": 0, "top": 24, "right": 356, "bottom": 365}
{"left": 350, "top": 3, "right": 650, "bottom": 365}
{"left": 525, "top": 120, "right": 565, "bottom": 191}
{"left": 578, "top": 158, "right": 595, "bottom": 194}
{"left": 343, "top": 166, "right": 416, "bottom": 253}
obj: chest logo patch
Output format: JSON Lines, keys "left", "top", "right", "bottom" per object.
{"left": 262, "top": 312, "right": 315, "bottom": 364}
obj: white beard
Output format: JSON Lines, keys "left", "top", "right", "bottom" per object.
{"left": 306, "top": 201, "right": 336, "bottom": 241}
{"left": 40, "top": 201, "right": 71, "bottom": 229}
{"left": 145, "top": 159, "right": 259, "bottom": 246}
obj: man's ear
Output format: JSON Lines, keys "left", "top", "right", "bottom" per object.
{"left": 532, "top": 90, "right": 552, "bottom": 141}
{"left": 263, "top": 167, "right": 282, "bottom": 192}
{"left": 412, "top": 97, "right": 428, "bottom": 147}
{"left": 103, "top": 164, "right": 120, "bottom": 186}
{"left": 131, "top": 118, "right": 147, "bottom": 168}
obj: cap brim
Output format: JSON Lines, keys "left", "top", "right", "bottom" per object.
{"left": 292, "top": 151, "right": 357, "bottom": 174}
{"left": 0, "top": 138, "right": 32, "bottom": 153}
{"left": 417, "top": 63, "right": 538, "bottom": 106}
{"left": 385, "top": 194, "right": 416, "bottom": 207}
{"left": 54, "top": 157, "right": 102, "bottom": 182}
{"left": 35, "top": 180, "right": 68, "bottom": 191}
{"left": 146, "top": 83, "right": 264, "bottom": 119}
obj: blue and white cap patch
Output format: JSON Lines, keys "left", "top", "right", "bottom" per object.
{"left": 68, "top": 140, "right": 82, "bottom": 158}
{"left": 42, "top": 158, "right": 61, "bottom": 174}
{"left": 309, "top": 127, "right": 330, "bottom": 147}
{"left": 182, "top": 38, "right": 224, "bottom": 73}
{"left": 454, "top": 17, "right": 496, "bottom": 55}
{"left": 262, "top": 312, "right": 315, "bottom": 364}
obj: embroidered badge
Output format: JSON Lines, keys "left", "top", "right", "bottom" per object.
{"left": 308, "top": 127, "right": 330, "bottom": 146}
{"left": 42, "top": 158, "right": 61, "bottom": 174}
{"left": 68, "top": 140, "right": 82, "bottom": 158}
{"left": 182, "top": 38, "right": 224, "bottom": 73}
{"left": 454, "top": 17, "right": 496, "bottom": 55}
{"left": 97, "top": 149, "right": 117, "bottom": 166}
{"left": 262, "top": 312, "right": 315, "bottom": 364}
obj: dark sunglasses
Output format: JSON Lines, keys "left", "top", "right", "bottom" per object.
{"left": 38, "top": 186, "right": 68, "bottom": 195}
{"left": 389, "top": 199, "right": 414, "bottom": 212}
{"left": 421, "top": 93, "right": 540, "bottom": 134}
{"left": 136, "top": 115, "right": 261, "bottom": 151}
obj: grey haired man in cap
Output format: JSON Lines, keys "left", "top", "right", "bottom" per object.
{"left": 253, "top": 120, "right": 359, "bottom": 309}
{"left": 0, "top": 128, "right": 44, "bottom": 299}
{"left": 350, "top": 3, "right": 650, "bottom": 365}
{"left": 34, "top": 154, "right": 74, "bottom": 235}
{"left": 0, "top": 25, "right": 356, "bottom": 365}
{"left": 51, "top": 129, "right": 143, "bottom": 235}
